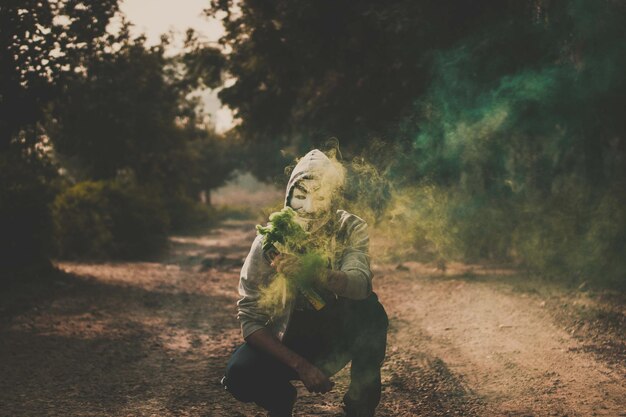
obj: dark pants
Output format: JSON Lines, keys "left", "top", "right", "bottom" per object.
{"left": 222, "top": 293, "right": 388, "bottom": 415}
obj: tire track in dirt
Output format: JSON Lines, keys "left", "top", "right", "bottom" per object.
{"left": 374, "top": 264, "right": 626, "bottom": 416}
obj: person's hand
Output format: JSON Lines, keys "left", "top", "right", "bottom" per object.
{"left": 271, "top": 253, "right": 329, "bottom": 288}
{"left": 322, "top": 270, "right": 348, "bottom": 295}
{"left": 295, "top": 360, "right": 334, "bottom": 393}
{"left": 271, "top": 253, "right": 302, "bottom": 277}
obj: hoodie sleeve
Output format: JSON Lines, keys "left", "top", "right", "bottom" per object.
{"left": 237, "top": 235, "right": 273, "bottom": 339}
{"left": 337, "top": 216, "right": 373, "bottom": 300}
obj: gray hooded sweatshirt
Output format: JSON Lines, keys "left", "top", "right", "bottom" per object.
{"left": 237, "top": 150, "right": 373, "bottom": 341}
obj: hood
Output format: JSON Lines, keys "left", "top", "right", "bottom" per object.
{"left": 284, "top": 149, "right": 345, "bottom": 207}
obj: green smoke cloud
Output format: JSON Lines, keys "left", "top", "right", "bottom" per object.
{"left": 391, "top": 0, "right": 626, "bottom": 287}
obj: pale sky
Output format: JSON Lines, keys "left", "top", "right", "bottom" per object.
{"left": 117, "top": 0, "right": 235, "bottom": 133}
{"left": 119, "top": 0, "right": 223, "bottom": 46}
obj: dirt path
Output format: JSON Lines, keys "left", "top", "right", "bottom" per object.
{"left": 1, "top": 220, "right": 624, "bottom": 416}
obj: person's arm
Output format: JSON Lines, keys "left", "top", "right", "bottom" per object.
{"left": 237, "top": 236, "right": 273, "bottom": 338}
{"left": 245, "top": 328, "right": 334, "bottom": 393}
{"left": 238, "top": 237, "right": 334, "bottom": 393}
{"left": 274, "top": 218, "right": 372, "bottom": 298}
{"left": 324, "top": 217, "right": 373, "bottom": 299}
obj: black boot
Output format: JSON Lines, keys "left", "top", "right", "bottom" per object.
{"left": 342, "top": 392, "right": 376, "bottom": 417}
{"left": 265, "top": 385, "right": 296, "bottom": 417}
{"left": 266, "top": 412, "right": 292, "bottom": 417}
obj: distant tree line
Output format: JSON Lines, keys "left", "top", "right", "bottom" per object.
{"left": 207, "top": 0, "right": 626, "bottom": 287}
{"left": 1, "top": 1, "right": 236, "bottom": 269}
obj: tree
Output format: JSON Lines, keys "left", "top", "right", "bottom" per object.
{"left": 0, "top": 0, "right": 119, "bottom": 269}
{"left": 48, "top": 26, "right": 235, "bottom": 231}
{"left": 0, "top": 0, "right": 119, "bottom": 149}
{"left": 206, "top": 0, "right": 535, "bottom": 179}
{"left": 49, "top": 27, "right": 224, "bottom": 181}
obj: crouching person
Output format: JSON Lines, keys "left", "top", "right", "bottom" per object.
{"left": 221, "top": 149, "right": 388, "bottom": 417}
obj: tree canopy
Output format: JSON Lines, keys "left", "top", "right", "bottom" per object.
{"left": 207, "top": 0, "right": 543, "bottom": 178}
{"left": 0, "top": 0, "right": 119, "bottom": 150}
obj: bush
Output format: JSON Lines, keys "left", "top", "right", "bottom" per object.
{"left": 0, "top": 152, "right": 56, "bottom": 269}
{"left": 405, "top": 184, "right": 626, "bottom": 289}
{"left": 52, "top": 181, "right": 170, "bottom": 260}
{"left": 161, "top": 191, "right": 215, "bottom": 232}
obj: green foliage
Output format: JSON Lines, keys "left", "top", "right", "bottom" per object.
{"left": 162, "top": 191, "right": 215, "bottom": 232}
{"left": 50, "top": 36, "right": 177, "bottom": 179}
{"left": 52, "top": 181, "right": 169, "bottom": 260}
{"left": 256, "top": 207, "right": 328, "bottom": 312}
{"left": 0, "top": 149, "right": 57, "bottom": 269}
{"left": 49, "top": 29, "right": 226, "bottom": 183}
{"left": 256, "top": 207, "right": 308, "bottom": 252}
{"left": 207, "top": 0, "right": 534, "bottom": 177}
{"left": 1, "top": 1, "right": 233, "bottom": 270}
{"left": 0, "top": 0, "right": 119, "bottom": 149}
{"left": 186, "top": 131, "right": 239, "bottom": 198}
{"left": 406, "top": 184, "right": 625, "bottom": 288}
{"left": 48, "top": 28, "right": 234, "bottom": 234}
{"left": 256, "top": 207, "right": 327, "bottom": 288}
{"left": 0, "top": 0, "right": 121, "bottom": 269}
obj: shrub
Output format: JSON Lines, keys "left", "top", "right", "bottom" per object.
{"left": 52, "top": 181, "right": 170, "bottom": 260}
{"left": 0, "top": 152, "right": 55, "bottom": 269}
{"left": 406, "top": 184, "right": 626, "bottom": 289}
{"left": 161, "top": 191, "right": 215, "bottom": 232}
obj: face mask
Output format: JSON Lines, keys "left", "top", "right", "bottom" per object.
{"left": 289, "top": 178, "right": 333, "bottom": 232}
{"left": 293, "top": 211, "right": 331, "bottom": 233}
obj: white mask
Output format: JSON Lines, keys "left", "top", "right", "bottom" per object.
{"left": 289, "top": 179, "right": 333, "bottom": 233}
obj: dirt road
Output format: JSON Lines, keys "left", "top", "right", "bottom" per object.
{"left": 1, "top": 220, "right": 624, "bottom": 416}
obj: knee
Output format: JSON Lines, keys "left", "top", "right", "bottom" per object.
{"left": 364, "top": 296, "right": 389, "bottom": 334}
{"left": 349, "top": 298, "right": 388, "bottom": 352}
{"left": 223, "top": 359, "right": 255, "bottom": 402}
{"left": 223, "top": 356, "right": 297, "bottom": 410}
{"left": 375, "top": 301, "right": 389, "bottom": 330}
{"left": 348, "top": 295, "right": 388, "bottom": 333}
